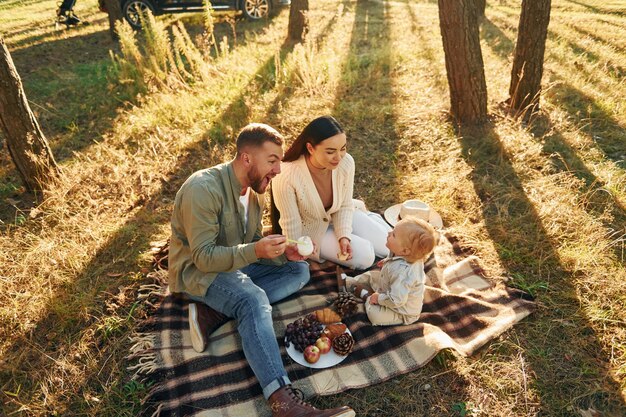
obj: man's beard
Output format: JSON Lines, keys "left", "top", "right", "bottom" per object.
{"left": 248, "top": 165, "right": 270, "bottom": 194}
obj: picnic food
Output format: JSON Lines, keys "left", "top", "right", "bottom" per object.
{"left": 334, "top": 292, "right": 360, "bottom": 317}
{"left": 332, "top": 333, "right": 354, "bottom": 356}
{"left": 303, "top": 345, "right": 321, "bottom": 364}
{"left": 321, "top": 323, "right": 347, "bottom": 341}
{"left": 296, "top": 236, "right": 314, "bottom": 256}
{"left": 314, "top": 308, "right": 341, "bottom": 324}
{"left": 284, "top": 315, "right": 324, "bottom": 353}
{"left": 315, "top": 336, "right": 332, "bottom": 354}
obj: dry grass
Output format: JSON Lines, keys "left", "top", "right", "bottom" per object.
{"left": 1, "top": 0, "right": 625, "bottom": 416}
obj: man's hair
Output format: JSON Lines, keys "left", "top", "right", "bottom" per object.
{"left": 235, "top": 123, "right": 284, "bottom": 155}
{"left": 397, "top": 217, "right": 439, "bottom": 263}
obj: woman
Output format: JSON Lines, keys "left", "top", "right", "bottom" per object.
{"left": 271, "top": 116, "right": 391, "bottom": 269}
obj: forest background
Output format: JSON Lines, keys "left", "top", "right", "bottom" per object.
{"left": 0, "top": 0, "right": 625, "bottom": 416}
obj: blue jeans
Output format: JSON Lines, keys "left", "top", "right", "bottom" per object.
{"left": 60, "top": 0, "right": 76, "bottom": 12}
{"left": 188, "top": 261, "right": 310, "bottom": 399}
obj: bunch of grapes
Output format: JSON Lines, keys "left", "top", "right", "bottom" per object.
{"left": 284, "top": 313, "right": 324, "bottom": 353}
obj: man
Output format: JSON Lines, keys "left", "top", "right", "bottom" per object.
{"left": 56, "top": 0, "right": 81, "bottom": 25}
{"left": 169, "top": 123, "right": 355, "bottom": 417}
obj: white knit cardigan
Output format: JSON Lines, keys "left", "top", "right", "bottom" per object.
{"left": 272, "top": 153, "right": 355, "bottom": 259}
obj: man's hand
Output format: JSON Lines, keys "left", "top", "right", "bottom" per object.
{"left": 255, "top": 234, "right": 287, "bottom": 259}
{"left": 338, "top": 237, "right": 352, "bottom": 261}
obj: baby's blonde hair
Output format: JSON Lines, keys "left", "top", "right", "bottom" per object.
{"left": 396, "top": 217, "right": 438, "bottom": 263}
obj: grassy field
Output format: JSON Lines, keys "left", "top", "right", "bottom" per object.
{"left": 1, "top": 0, "right": 625, "bottom": 415}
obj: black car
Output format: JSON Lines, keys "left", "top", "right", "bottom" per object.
{"left": 112, "top": 0, "right": 290, "bottom": 29}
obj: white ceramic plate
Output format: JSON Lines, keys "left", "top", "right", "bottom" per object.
{"left": 285, "top": 327, "right": 352, "bottom": 369}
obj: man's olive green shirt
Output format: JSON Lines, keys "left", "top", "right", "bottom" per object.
{"left": 169, "top": 161, "right": 282, "bottom": 297}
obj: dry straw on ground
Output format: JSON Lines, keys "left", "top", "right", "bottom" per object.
{"left": 0, "top": 0, "right": 624, "bottom": 416}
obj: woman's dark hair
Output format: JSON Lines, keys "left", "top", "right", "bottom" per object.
{"left": 282, "top": 116, "right": 344, "bottom": 163}
{"left": 270, "top": 116, "right": 344, "bottom": 234}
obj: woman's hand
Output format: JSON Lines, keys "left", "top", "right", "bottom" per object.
{"left": 285, "top": 243, "right": 307, "bottom": 261}
{"left": 284, "top": 244, "right": 305, "bottom": 261}
{"left": 284, "top": 241, "right": 318, "bottom": 261}
{"left": 338, "top": 237, "right": 352, "bottom": 260}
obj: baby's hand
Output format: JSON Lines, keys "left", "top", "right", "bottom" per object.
{"left": 369, "top": 292, "right": 379, "bottom": 305}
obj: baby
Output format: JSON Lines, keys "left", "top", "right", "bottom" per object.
{"left": 342, "top": 216, "right": 438, "bottom": 325}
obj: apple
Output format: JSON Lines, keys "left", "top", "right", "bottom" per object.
{"left": 303, "top": 345, "right": 321, "bottom": 364}
{"left": 315, "top": 336, "right": 332, "bottom": 354}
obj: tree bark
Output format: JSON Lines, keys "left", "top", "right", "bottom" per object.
{"left": 476, "top": 0, "right": 486, "bottom": 18}
{"left": 0, "top": 39, "right": 60, "bottom": 192}
{"left": 438, "top": 0, "right": 488, "bottom": 124}
{"left": 287, "top": 0, "right": 309, "bottom": 43}
{"left": 508, "top": 0, "right": 551, "bottom": 115}
{"left": 102, "top": 0, "right": 124, "bottom": 40}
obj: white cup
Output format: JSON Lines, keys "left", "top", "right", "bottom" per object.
{"left": 297, "top": 236, "right": 314, "bottom": 256}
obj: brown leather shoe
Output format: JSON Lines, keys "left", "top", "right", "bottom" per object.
{"left": 188, "top": 302, "right": 228, "bottom": 353}
{"left": 268, "top": 385, "right": 355, "bottom": 417}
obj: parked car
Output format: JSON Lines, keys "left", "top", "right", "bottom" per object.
{"left": 101, "top": 0, "right": 290, "bottom": 29}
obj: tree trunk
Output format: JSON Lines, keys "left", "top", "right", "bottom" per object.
{"left": 287, "top": 0, "right": 309, "bottom": 43}
{"left": 103, "top": 0, "right": 124, "bottom": 40}
{"left": 438, "top": 0, "right": 488, "bottom": 124}
{"left": 476, "top": 0, "right": 486, "bottom": 18}
{"left": 508, "top": 0, "right": 551, "bottom": 116}
{"left": 0, "top": 39, "right": 60, "bottom": 192}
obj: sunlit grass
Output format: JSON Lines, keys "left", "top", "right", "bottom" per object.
{"left": 0, "top": 0, "right": 625, "bottom": 415}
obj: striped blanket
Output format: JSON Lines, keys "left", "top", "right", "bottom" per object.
{"left": 129, "top": 234, "right": 535, "bottom": 416}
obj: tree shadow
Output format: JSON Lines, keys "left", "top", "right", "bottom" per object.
{"left": 565, "top": 0, "right": 626, "bottom": 17}
{"left": 531, "top": 114, "right": 626, "bottom": 260}
{"left": 492, "top": 3, "right": 625, "bottom": 81}
{"left": 0, "top": 16, "right": 281, "bottom": 224}
{"left": 548, "top": 81, "right": 626, "bottom": 169}
{"left": 5, "top": 12, "right": 109, "bottom": 50}
{"left": 565, "top": 23, "right": 626, "bottom": 55}
{"left": 0, "top": 11, "right": 346, "bottom": 415}
{"left": 0, "top": 0, "right": 46, "bottom": 8}
{"left": 263, "top": 10, "right": 346, "bottom": 125}
{"left": 207, "top": 6, "right": 343, "bottom": 143}
{"left": 457, "top": 123, "right": 625, "bottom": 414}
{"left": 405, "top": 1, "right": 447, "bottom": 91}
{"left": 479, "top": 14, "right": 626, "bottom": 230}
{"left": 480, "top": 16, "right": 515, "bottom": 59}
{"left": 328, "top": 0, "right": 401, "bottom": 212}
{"left": 0, "top": 27, "right": 123, "bottom": 224}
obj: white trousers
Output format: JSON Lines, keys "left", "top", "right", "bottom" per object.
{"left": 320, "top": 209, "right": 392, "bottom": 270}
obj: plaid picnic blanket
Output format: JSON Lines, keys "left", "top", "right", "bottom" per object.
{"left": 129, "top": 234, "right": 535, "bottom": 417}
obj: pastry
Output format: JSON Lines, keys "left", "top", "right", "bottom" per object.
{"left": 322, "top": 323, "right": 347, "bottom": 341}
{"left": 314, "top": 308, "right": 341, "bottom": 324}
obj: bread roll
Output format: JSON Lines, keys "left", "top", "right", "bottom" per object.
{"left": 314, "top": 308, "right": 341, "bottom": 324}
